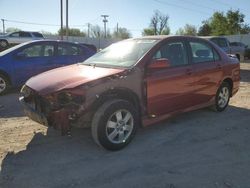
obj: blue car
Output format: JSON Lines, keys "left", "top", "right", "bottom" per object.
{"left": 0, "top": 40, "right": 96, "bottom": 94}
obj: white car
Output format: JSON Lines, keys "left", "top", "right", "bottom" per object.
{"left": 0, "top": 31, "right": 44, "bottom": 49}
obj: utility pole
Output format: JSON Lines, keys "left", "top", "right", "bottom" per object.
{"left": 60, "top": 0, "right": 63, "bottom": 40}
{"left": 87, "top": 23, "right": 90, "bottom": 38}
{"left": 1, "top": 19, "right": 5, "bottom": 34}
{"left": 116, "top": 23, "right": 119, "bottom": 33}
{"left": 101, "top": 15, "right": 109, "bottom": 38}
{"left": 66, "top": 0, "right": 69, "bottom": 41}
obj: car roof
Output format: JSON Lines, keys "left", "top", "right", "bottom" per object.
{"left": 134, "top": 35, "right": 211, "bottom": 41}
{"left": 23, "top": 40, "right": 83, "bottom": 45}
{"left": 200, "top": 36, "right": 227, "bottom": 39}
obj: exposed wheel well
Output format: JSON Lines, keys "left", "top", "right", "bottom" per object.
{"left": 222, "top": 78, "right": 233, "bottom": 97}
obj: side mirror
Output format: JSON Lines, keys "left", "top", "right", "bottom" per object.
{"left": 148, "top": 58, "right": 170, "bottom": 69}
{"left": 15, "top": 52, "right": 27, "bottom": 59}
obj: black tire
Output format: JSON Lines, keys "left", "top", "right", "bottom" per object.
{"left": 91, "top": 99, "right": 138, "bottom": 151}
{"left": 214, "top": 82, "right": 231, "bottom": 112}
{"left": 0, "top": 40, "right": 8, "bottom": 49}
{"left": 0, "top": 74, "right": 10, "bottom": 95}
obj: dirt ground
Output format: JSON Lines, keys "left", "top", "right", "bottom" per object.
{"left": 0, "top": 63, "right": 250, "bottom": 188}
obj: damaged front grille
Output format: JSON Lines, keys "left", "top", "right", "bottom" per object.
{"left": 21, "top": 86, "right": 51, "bottom": 115}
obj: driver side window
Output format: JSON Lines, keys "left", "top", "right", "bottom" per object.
{"left": 153, "top": 41, "right": 188, "bottom": 67}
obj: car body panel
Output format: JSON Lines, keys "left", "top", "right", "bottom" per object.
{"left": 19, "top": 36, "right": 240, "bottom": 134}
{"left": 26, "top": 64, "right": 125, "bottom": 95}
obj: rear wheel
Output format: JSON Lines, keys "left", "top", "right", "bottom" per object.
{"left": 0, "top": 40, "right": 8, "bottom": 49}
{"left": 214, "top": 82, "right": 231, "bottom": 112}
{"left": 0, "top": 74, "right": 10, "bottom": 95}
{"left": 91, "top": 99, "right": 138, "bottom": 151}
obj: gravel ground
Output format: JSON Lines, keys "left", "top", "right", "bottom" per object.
{"left": 0, "top": 63, "right": 250, "bottom": 188}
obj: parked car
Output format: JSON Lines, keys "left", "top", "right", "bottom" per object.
{"left": 230, "top": 41, "right": 248, "bottom": 59}
{"left": 0, "top": 40, "right": 96, "bottom": 94}
{"left": 0, "top": 31, "right": 44, "bottom": 49}
{"left": 19, "top": 36, "right": 240, "bottom": 150}
{"left": 203, "top": 36, "right": 244, "bottom": 61}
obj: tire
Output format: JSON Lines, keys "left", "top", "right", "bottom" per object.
{"left": 0, "top": 40, "right": 8, "bottom": 49}
{"left": 91, "top": 99, "right": 138, "bottom": 151}
{"left": 0, "top": 74, "right": 10, "bottom": 95}
{"left": 214, "top": 82, "right": 231, "bottom": 112}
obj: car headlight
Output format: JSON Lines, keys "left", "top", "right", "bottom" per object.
{"left": 20, "top": 85, "right": 32, "bottom": 98}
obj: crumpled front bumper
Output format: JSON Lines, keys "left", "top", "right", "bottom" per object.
{"left": 19, "top": 96, "right": 49, "bottom": 126}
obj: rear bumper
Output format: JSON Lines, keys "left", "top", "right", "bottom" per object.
{"left": 19, "top": 96, "right": 48, "bottom": 126}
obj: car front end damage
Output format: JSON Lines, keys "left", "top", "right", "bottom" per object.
{"left": 19, "top": 85, "right": 88, "bottom": 135}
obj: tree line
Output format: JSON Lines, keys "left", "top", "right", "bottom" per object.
{"left": 143, "top": 9, "right": 250, "bottom": 36}
{"left": 4, "top": 9, "right": 250, "bottom": 39}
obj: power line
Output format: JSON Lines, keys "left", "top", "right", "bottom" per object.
{"left": 178, "top": 0, "right": 215, "bottom": 11}
{"left": 4, "top": 19, "right": 60, "bottom": 26}
{"left": 153, "top": 0, "right": 210, "bottom": 15}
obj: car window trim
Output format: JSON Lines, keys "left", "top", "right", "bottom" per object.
{"left": 186, "top": 38, "right": 221, "bottom": 64}
{"left": 149, "top": 38, "right": 191, "bottom": 68}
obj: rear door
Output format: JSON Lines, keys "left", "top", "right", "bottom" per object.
{"left": 187, "top": 39, "right": 223, "bottom": 105}
{"left": 55, "top": 43, "right": 88, "bottom": 66}
{"left": 146, "top": 39, "right": 196, "bottom": 116}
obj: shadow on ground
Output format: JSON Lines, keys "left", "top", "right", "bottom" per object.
{"left": 1, "top": 105, "right": 250, "bottom": 188}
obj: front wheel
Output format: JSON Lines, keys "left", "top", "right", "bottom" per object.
{"left": 0, "top": 74, "right": 10, "bottom": 95}
{"left": 91, "top": 99, "right": 138, "bottom": 151}
{"left": 214, "top": 82, "right": 231, "bottom": 112}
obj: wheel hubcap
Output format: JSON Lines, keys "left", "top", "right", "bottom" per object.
{"left": 106, "top": 109, "right": 134, "bottom": 144}
{"left": 0, "top": 77, "right": 6, "bottom": 93}
{"left": 218, "top": 87, "right": 229, "bottom": 108}
{"left": 0, "top": 41, "right": 7, "bottom": 47}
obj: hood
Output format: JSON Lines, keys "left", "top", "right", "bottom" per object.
{"left": 26, "top": 64, "right": 125, "bottom": 95}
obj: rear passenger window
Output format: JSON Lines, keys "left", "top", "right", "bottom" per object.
{"left": 153, "top": 41, "right": 188, "bottom": 67}
{"left": 58, "top": 44, "right": 83, "bottom": 56}
{"left": 190, "top": 41, "right": 219, "bottom": 63}
{"left": 20, "top": 32, "right": 32, "bottom": 37}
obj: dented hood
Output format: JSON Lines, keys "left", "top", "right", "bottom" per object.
{"left": 26, "top": 64, "right": 124, "bottom": 95}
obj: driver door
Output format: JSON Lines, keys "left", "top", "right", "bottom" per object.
{"left": 146, "top": 39, "right": 196, "bottom": 116}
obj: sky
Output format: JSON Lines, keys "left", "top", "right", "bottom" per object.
{"left": 0, "top": 0, "right": 250, "bottom": 37}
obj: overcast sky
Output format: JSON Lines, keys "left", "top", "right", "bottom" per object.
{"left": 0, "top": 0, "right": 250, "bottom": 36}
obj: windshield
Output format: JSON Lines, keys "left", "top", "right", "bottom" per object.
{"left": 0, "top": 42, "right": 29, "bottom": 56}
{"left": 82, "top": 39, "right": 159, "bottom": 68}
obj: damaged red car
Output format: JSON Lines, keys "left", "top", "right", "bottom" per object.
{"left": 19, "top": 36, "right": 240, "bottom": 150}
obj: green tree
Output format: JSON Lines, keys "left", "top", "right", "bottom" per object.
{"left": 142, "top": 10, "right": 170, "bottom": 36}
{"left": 176, "top": 24, "right": 197, "bottom": 36}
{"left": 113, "top": 27, "right": 131, "bottom": 39}
{"left": 6, "top": 27, "right": 21, "bottom": 33}
{"left": 200, "top": 9, "right": 249, "bottom": 36}
{"left": 198, "top": 20, "right": 212, "bottom": 36}
{"left": 226, "top": 9, "right": 244, "bottom": 34}
{"left": 142, "top": 28, "right": 155, "bottom": 36}
{"left": 210, "top": 12, "right": 230, "bottom": 35}
{"left": 58, "top": 27, "right": 86, "bottom": 37}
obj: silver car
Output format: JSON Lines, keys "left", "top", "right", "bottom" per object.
{"left": 202, "top": 36, "right": 244, "bottom": 61}
{"left": 0, "top": 31, "right": 44, "bottom": 49}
